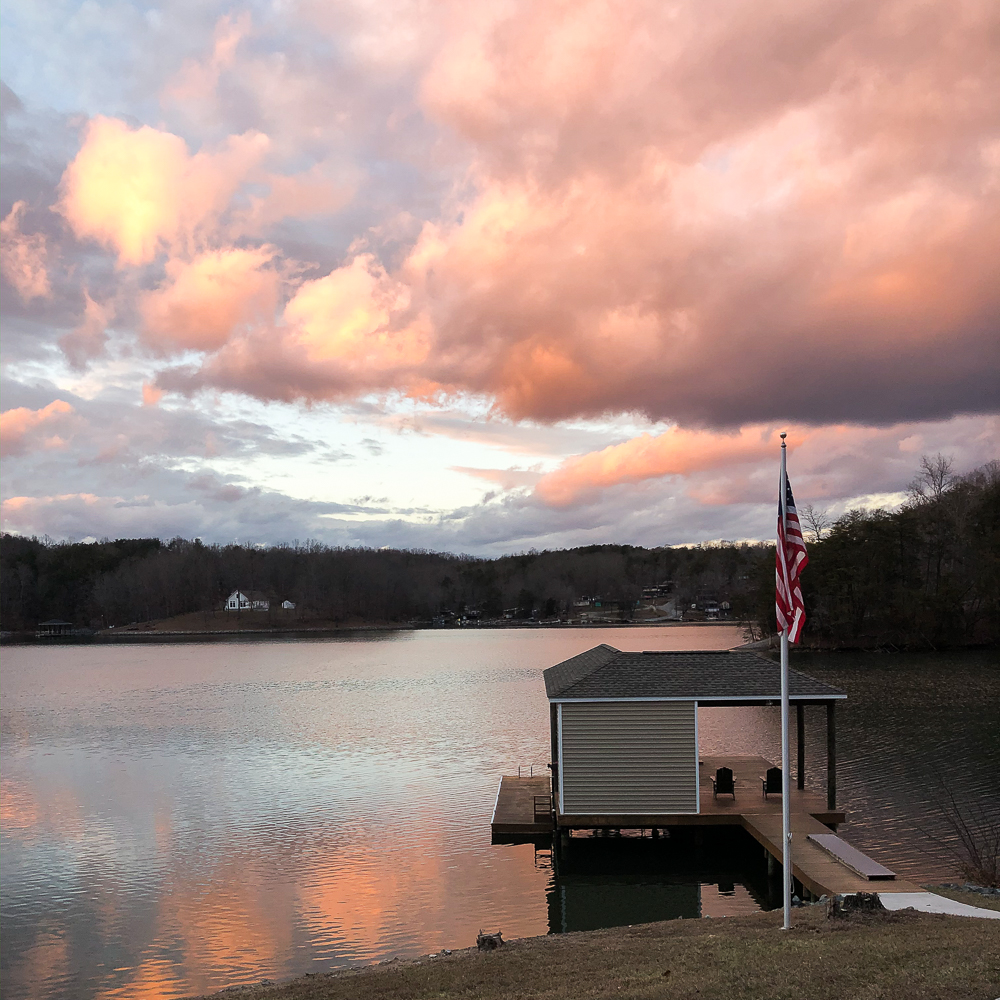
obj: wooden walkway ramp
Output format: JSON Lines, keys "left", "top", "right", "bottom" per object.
{"left": 491, "top": 775, "right": 552, "bottom": 837}
{"left": 740, "top": 812, "right": 921, "bottom": 897}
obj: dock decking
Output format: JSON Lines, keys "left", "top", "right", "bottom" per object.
{"left": 491, "top": 755, "right": 923, "bottom": 898}
{"left": 739, "top": 811, "right": 919, "bottom": 896}
{"left": 491, "top": 775, "right": 553, "bottom": 836}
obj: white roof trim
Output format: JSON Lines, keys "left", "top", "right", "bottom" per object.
{"left": 550, "top": 694, "right": 846, "bottom": 703}
{"left": 558, "top": 811, "right": 701, "bottom": 818}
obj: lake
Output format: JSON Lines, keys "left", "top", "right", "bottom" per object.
{"left": 1, "top": 627, "right": 997, "bottom": 999}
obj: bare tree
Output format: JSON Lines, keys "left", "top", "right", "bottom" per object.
{"left": 801, "top": 503, "right": 832, "bottom": 542}
{"left": 907, "top": 453, "right": 956, "bottom": 504}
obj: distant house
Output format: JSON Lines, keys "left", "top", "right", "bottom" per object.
{"left": 224, "top": 590, "right": 270, "bottom": 611}
{"left": 36, "top": 619, "right": 75, "bottom": 636}
{"left": 281, "top": 600, "right": 296, "bottom": 610}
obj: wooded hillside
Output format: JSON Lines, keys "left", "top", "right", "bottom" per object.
{"left": 2, "top": 459, "right": 996, "bottom": 648}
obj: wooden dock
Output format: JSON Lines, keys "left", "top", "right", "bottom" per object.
{"left": 491, "top": 775, "right": 553, "bottom": 836}
{"left": 739, "top": 811, "right": 920, "bottom": 896}
{"left": 491, "top": 755, "right": 924, "bottom": 897}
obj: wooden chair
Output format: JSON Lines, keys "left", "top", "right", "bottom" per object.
{"left": 761, "top": 766, "right": 782, "bottom": 798}
{"left": 711, "top": 766, "right": 736, "bottom": 799}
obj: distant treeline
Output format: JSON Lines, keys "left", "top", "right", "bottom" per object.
{"left": 800, "top": 458, "right": 999, "bottom": 648}
{"left": 1, "top": 458, "right": 997, "bottom": 648}
{"left": 0, "top": 534, "right": 769, "bottom": 630}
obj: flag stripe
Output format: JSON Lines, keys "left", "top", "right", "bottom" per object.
{"left": 776, "top": 475, "right": 809, "bottom": 643}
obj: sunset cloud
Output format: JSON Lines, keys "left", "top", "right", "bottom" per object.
{"left": 0, "top": 401, "right": 76, "bottom": 457}
{"left": 536, "top": 427, "right": 783, "bottom": 506}
{"left": 57, "top": 116, "right": 269, "bottom": 265}
{"left": 0, "top": 201, "right": 51, "bottom": 301}
{"left": 1, "top": 0, "right": 997, "bottom": 549}
{"left": 535, "top": 416, "right": 1000, "bottom": 508}
{"left": 104, "top": 0, "right": 996, "bottom": 429}
{"left": 59, "top": 290, "right": 114, "bottom": 370}
{"left": 141, "top": 247, "right": 281, "bottom": 351}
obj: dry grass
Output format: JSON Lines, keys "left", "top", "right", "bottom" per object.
{"left": 190, "top": 907, "right": 1000, "bottom": 1000}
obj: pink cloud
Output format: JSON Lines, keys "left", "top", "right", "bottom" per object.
{"left": 141, "top": 384, "right": 164, "bottom": 407}
{"left": 141, "top": 247, "right": 281, "bottom": 352}
{"left": 30, "top": 2, "right": 1000, "bottom": 433}
{"left": 140, "top": 0, "right": 997, "bottom": 427}
{"left": 59, "top": 290, "right": 114, "bottom": 370}
{"left": 0, "top": 201, "right": 51, "bottom": 301}
{"left": 536, "top": 427, "right": 783, "bottom": 506}
{"left": 57, "top": 116, "right": 270, "bottom": 265}
{"left": 534, "top": 416, "right": 1000, "bottom": 508}
{"left": 0, "top": 401, "right": 76, "bottom": 457}
{"left": 452, "top": 466, "right": 543, "bottom": 491}
{"left": 162, "top": 12, "right": 250, "bottom": 107}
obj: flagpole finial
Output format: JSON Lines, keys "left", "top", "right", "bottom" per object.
{"left": 780, "top": 432, "right": 786, "bottom": 440}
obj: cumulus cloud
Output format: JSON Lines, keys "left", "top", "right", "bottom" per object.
{"left": 141, "top": 247, "right": 281, "bottom": 351}
{"left": 2, "top": 0, "right": 998, "bottom": 548}
{"left": 113, "top": 0, "right": 998, "bottom": 429}
{"left": 535, "top": 415, "right": 1000, "bottom": 508}
{"left": 57, "top": 115, "right": 270, "bottom": 265}
{"left": 0, "top": 400, "right": 75, "bottom": 457}
{"left": 162, "top": 11, "right": 251, "bottom": 108}
{"left": 59, "top": 290, "right": 115, "bottom": 370}
{"left": 537, "top": 427, "right": 781, "bottom": 506}
{"left": 0, "top": 201, "right": 51, "bottom": 301}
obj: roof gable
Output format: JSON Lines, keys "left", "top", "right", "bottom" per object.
{"left": 542, "top": 643, "right": 618, "bottom": 698}
{"left": 543, "top": 646, "right": 845, "bottom": 701}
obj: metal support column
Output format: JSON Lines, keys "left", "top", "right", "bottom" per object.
{"left": 826, "top": 701, "right": 837, "bottom": 811}
{"left": 796, "top": 703, "right": 805, "bottom": 790}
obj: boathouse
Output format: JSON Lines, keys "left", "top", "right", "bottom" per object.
{"left": 544, "top": 645, "right": 845, "bottom": 825}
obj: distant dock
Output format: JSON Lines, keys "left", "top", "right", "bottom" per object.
{"left": 491, "top": 754, "right": 923, "bottom": 899}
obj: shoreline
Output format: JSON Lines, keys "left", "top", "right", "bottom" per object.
{"left": 187, "top": 901, "right": 1000, "bottom": 1000}
{"left": 1, "top": 619, "right": 743, "bottom": 644}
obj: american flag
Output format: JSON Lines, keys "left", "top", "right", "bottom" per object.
{"left": 776, "top": 476, "right": 809, "bottom": 642}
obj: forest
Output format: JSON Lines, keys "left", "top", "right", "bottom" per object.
{"left": 1, "top": 458, "right": 997, "bottom": 648}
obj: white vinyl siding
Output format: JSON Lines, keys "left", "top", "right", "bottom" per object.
{"left": 560, "top": 701, "right": 697, "bottom": 814}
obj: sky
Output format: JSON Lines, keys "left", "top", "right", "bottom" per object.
{"left": 1, "top": 0, "right": 997, "bottom": 554}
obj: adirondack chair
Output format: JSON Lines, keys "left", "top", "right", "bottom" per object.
{"left": 761, "top": 766, "right": 782, "bottom": 798}
{"left": 711, "top": 766, "right": 736, "bottom": 799}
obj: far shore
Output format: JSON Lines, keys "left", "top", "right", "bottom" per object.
{"left": 187, "top": 899, "right": 1000, "bottom": 1000}
{"left": 3, "top": 615, "right": 744, "bottom": 643}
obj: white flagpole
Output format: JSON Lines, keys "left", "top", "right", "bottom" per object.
{"left": 779, "top": 432, "right": 792, "bottom": 931}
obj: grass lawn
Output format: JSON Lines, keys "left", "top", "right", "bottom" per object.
{"left": 191, "top": 906, "right": 1000, "bottom": 1000}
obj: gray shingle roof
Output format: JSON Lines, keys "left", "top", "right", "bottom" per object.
{"left": 543, "top": 646, "right": 846, "bottom": 701}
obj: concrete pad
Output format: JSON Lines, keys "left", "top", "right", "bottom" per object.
{"left": 878, "top": 892, "right": 1000, "bottom": 919}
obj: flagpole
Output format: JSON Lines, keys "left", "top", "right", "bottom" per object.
{"left": 779, "top": 432, "right": 792, "bottom": 931}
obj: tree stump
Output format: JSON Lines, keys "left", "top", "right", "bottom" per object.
{"left": 477, "top": 930, "right": 504, "bottom": 951}
{"left": 827, "top": 892, "right": 886, "bottom": 918}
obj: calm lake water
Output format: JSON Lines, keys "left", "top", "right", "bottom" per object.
{"left": 1, "top": 627, "right": 997, "bottom": 999}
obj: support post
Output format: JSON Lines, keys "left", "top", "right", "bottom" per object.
{"left": 549, "top": 702, "right": 559, "bottom": 806}
{"left": 796, "top": 703, "right": 805, "bottom": 790}
{"left": 826, "top": 701, "right": 837, "bottom": 812}
{"left": 780, "top": 628, "right": 791, "bottom": 930}
{"left": 779, "top": 433, "right": 792, "bottom": 932}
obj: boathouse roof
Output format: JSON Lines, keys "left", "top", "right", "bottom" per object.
{"left": 543, "top": 644, "right": 846, "bottom": 702}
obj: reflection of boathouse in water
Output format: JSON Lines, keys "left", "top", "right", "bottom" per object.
{"left": 493, "top": 644, "right": 925, "bottom": 903}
